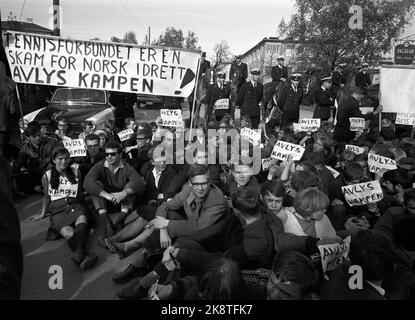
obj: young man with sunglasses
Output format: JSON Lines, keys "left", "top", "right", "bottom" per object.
{"left": 83, "top": 141, "right": 146, "bottom": 237}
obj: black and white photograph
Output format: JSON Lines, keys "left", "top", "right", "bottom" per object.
{"left": 1, "top": 0, "right": 415, "bottom": 308}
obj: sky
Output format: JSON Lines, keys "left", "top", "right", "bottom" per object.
{"left": 1, "top": 0, "right": 296, "bottom": 58}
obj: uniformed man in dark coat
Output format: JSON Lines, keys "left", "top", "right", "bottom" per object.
{"left": 277, "top": 74, "right": 303, "bottom": 128}
{"left": 200, "top": 52, "right": 211, "bottom": 76}
{"left": 355, "top": 62, "right": 372, "bottom": 88}
{"left": 204, "top": 72, "right": 231, "bottom": 121}
{"left": 331, "top": 63, "right": 346, "bottom": 96}
{"left": 234, "top": 69, "right": 263, "bottom": 129}
{"left": 229, "top": 55, "right": 248, "bottom": 95}
{"left": 313, "top": 75, "right": 335, "bottom": 121}
{"left": 271, "top": 56, "right": 288, "bottom": 83}
{"left": 333, "top": 86, "right": 382, "bottom": 143}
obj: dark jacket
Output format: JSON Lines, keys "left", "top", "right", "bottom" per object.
{"left": 271, "top": 65, "right": 288, "bottom": 82}
{"left": 277, "top": 83, "right": 303, "bottom": 121}
{"left": 140, "top": 161, "right": 177, "bottom": 203}
{"left": 313, "top": 87, "right": 334, "bottom": 119}
{"left": 13, "top": 136, "right": 59, "bottom": 175}
{"left": 156, "top": 184, "right": 227, "bottom": 238}
{"left": 355, "top": 70, "right": 371, "bottom": 88}
{"left": 235, "top": 81, "right": 263, "bottom": 117}
{"left": 83, "top": 159, "right": 146, "bottom": 195}
{"left": 0, "top": 187, "right": 23, "bottom": 299}
{"left": 321, "top": 262, "right": 387, "bottom": 300}
{"left": 204, "top": 83, "right": 230, "bottom": 118}
{"left": 78, "top": 151, "right": 106, "bottom": 182}
{"left": 332, "top": 70, "right": 346, "bottom": 86}
{"left": 333, "top": 95, "right": 374, "bottom": 143}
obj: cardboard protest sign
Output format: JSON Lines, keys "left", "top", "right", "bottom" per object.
{"left": 318, "top": 236, "right": 351, "bottom": 275}
{"left": 4, "top": 32, "right": 199, "bottom": 97}
{"left": 325, "top": 165, "right": 340, "bottom": 179}
{"left": 262, "top": 157, "right": 278, "bottom": 171}
{"left": 380, "top": 65, "right": 415, "bottom": 114}
{"left": 48, "top": 176, "right": 78, "bottom": 200}
{"left": 240, "top": 128, "right": 261, "bottom": 145}
{"left": 160, "top": 109, "right": 183, "bottom": 127}
{"left": 214, "top": 98, "right": 229, "bottom": 110}
{"left": 349, "top": 117, "right": 365, "bottom": 131}
{"left": 341, "top": 180, "right": 384, "bottom": 207}
{"left": 395, "top": 113, "right": 415, "bottom": 126}
{"left": 271, "top": 141, "right": 305, "bottom": 161}
{"left": 299, "top": 118, "right": 320, "bottom": 132}
{"left": 117, "top": 129, "right": 134, "bottom": 142}
{"left": 63, "top": 139, "right": 86, "bottom": 157}
{"left": 368, "top": 153, "right": 397, "bottom": 174}
{"left": 345, "top": 144, "right": 365, "bottom": 155}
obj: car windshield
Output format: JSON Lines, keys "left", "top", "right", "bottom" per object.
{"left": 52, "top": 88, "right": 106, "bottom": 104}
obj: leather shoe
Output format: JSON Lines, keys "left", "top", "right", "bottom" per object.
{"left": 117, "top": 279, "right": 149, "bottom": 300}
{"left": 112, "top": 264, "right": 149, "bottom": 284}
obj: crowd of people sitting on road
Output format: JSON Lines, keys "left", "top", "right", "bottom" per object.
{"left": 2, "top": 63, "right": 415, "bottom": 300}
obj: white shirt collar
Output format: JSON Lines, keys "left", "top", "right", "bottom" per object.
{"left": 104, "top": 160, "right": 124, "bottom": 174}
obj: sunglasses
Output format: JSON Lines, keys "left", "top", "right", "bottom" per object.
{"left": 105, "top": 152, "right": 118, "bottom": 157}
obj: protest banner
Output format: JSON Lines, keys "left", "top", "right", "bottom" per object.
{"left": 345, "top": 144, "right": 365, "bottom": 155}
{"left": 214, "top": 98, "right": 229, "bottom": 110}
{"left": 325, "top": 165, "right": 340, "bottom": 179}
{"left": 349, "top": 117, "right": 365, "bottom": 131}
{"left": 341, "top": 180, "right": 384, "bottom": 207}
{"left": 395, "top": 113, "right": 415, "bottom": 126}
{"left": 240, "top": 127, "right": 261, "bottom": 145}
{"left": 271, "top": 141, "right": 305, "bottom": 161}
{"left": 262, "top": 157, "right": 278, "bottom": 171}
{"left": 299, "top": 118, "right": 320, "bottom": 132}
{"left": 160, "top": 109, "right": 183, "bottom": 127}
{"left": 117, "top": 128, "right": 134, "bottom": 141}
{"left": 4, "top": 32, "right": 200, "bottom": 97}
{"left": 48, "top": 175, "right": 78, "bottom": 200}
{"left": 318, "top": 236, "right": 351, "bottom": 275}
{"left": 368, "top": 153, "right": 397, "bottom": 174}
{"left": 63, "top": 139, "right": 86, "bottom": 157}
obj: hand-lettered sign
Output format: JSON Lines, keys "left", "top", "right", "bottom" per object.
{"left": 4, "top": 32, "right": 200, "bottom": 97}
{"left": 368, "top": 153, "right": 397, "bottom": 174}
{"left": 341, "top": 180, "right": 384, "bottom": 207}
{"left": 271, "top": 141, "right": 305, "bottom": 161}
{"left": 63, "top": 139, "right": 86, "bottom": 157}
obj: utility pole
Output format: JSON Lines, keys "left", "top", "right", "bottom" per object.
{"left": 52, "top": 0, "right": 60, "bottom": 36}
{"left": 148, "top": 26, "right": 151, "bottom": 45}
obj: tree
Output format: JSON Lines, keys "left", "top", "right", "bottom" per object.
{"left": 211, "top": 40, "right": 233, "bottom": 72}
{"left": 152, "top": 27, "right": 200, "bottom": 49}
{"left": 122, "top": 31, "right": 138, "bottom": 44}
{"left": 281, "top": 0, "right": 415, "bottom": 72}
{"left": 184, "top": 31, "right": 200, "bottom": 50}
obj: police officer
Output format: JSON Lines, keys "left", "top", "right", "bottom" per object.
{"left": 355, "top": 62, "right": 371, "bottom": 88}
{"left": 277, "top": 73, "right": 303, "bottom": 128}
{"left": 313, "top": 75, "right": 335, "bottom": 121}
{"left": 204, "top": 72, "right": 231, "bottom": 121}
{"left": 331, "top": 63, "right": 346, "bottom": 96}
{"left": 271, "top": 56, "right": 288, "bottom": 83}
{"left": 234, "top": 69, "right": 263, "bottom": 129}
{"left": 229, "top": 55, "right": 248, "bottom": 95}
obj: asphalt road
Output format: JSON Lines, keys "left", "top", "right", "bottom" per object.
{"left": 16, "top": 104, "right": 314, "bottom": 300}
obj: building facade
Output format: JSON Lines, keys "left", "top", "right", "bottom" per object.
{"left": 239, "top": 37, "right": 306, "bottom": 84}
